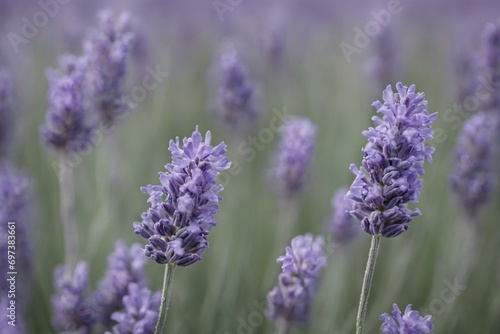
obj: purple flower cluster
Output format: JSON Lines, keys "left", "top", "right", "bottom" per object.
{"left": 84, "top": 10, "right": 134, "bottom": 127}
{"left": 0, "top": 70, "right": 13, "bottom": 156}
{"left": 380, "top": 304, "right": 434, "bottom": 334}
{"left": 274, "top": 118, "right": 316, "bottom": 197}
{"left": 93, "top": 241, "right": 147, "bottom": 328}
{"left": 52, "top": 262, "right": 95, "bottom": 334}
{"left": 106, "top": 283, "right": 160, "bottom": 334}
{"left": 330, "top": 188, "right": 358, "bottom": 245}
{"left": 40, "top": 55, "right": 93, "bottom": 153}
{"left": 134, "top": 127, "right": 231, "bottom": 267}
{"left": 215, "top": 51, "right": 256, "bottom": 126}
{"left": 347, "top": 83, "right": 437, "bottom": 238}
{"left": 450, "top": 111, "right": 499, "bottom": 218}
{"left": 266, "top": 234, "right": 327, "bottom": 327}
{"left": 480, "top": 24, "right": 500, "bottom": 110}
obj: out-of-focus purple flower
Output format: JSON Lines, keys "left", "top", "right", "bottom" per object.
{"left": 480, "top": 24, "right": 500, "bottom": 110}
{"left": 450, "top": 111, "right": 499, "bottom": 218}
{"left": 52, "top": 262, "right": 95, "bottom": 334}
{"left": 40, "top": 55, "right": 93, "bottom": 154}
{"left": 380, "top": 304, "right": 434, "bottom": 334}
{"left": 215, "top": 51, "right": 256, "bottom": 127}
{"left": 454, "top": 50, "right": 478, "bottom": 106}
{"left": 266, "top": 234, "right": 327, "bottom": 328}
{"left": 368, "top": 27, "right": 396, "bottom": 89}
{"left": 106, "top": 283, "right": 160, "bottom": 334}
{"left": 133, "top": 127, "right": 231, "bottom": 267}
{"left": 274, "top": 117, "right": 316, "bottom": 197}
{"left": 347, "top": 83, "right": 437, "bottom": 238}
{"left": 93, "top": 241, "right": 148, "bottom": 328}
{"left": 0, "top": 70, "right": 14, "bottom": 156}
{"left": 330, "top": 188, "right": 358, "bottom": 245}
{"left": 84, "top": 10, "right": 134, "bottom": 127}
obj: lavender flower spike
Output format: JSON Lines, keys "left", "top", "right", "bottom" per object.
{"left": 0, "top": 70, "right": 14, "bottom": 156}
{"left": 84, "top": 10, "right": 134, "bottom": 127}
{"left": 40, "top": 55, "right": 93, "bottom": 153}
{"left": 93, "top": 241, "right": 147, "bottom": 328}
{"left": 133, "top": 126, "right": 231, "bottom": 266}
{"left": 450, "top": 111, "right": 499, "bottom": 218}
{"left": 380, "top": 304, "right": 434, "bottom": 334}
{"left": 330, "top": 188, "right": 358, "bottom": 245}
{"left": 266, "top": 234, "right": 327, "bottom": 330}
{"left": 215, "top": 51, "right": 256, "bottom": 126}
{"left": 52, "top": 262, "right": 95, "bottom": 333}
{"left": 347, "top": 83, "right": 437, "bottom": 238}
{"left": 106, "top": 283, "right": 160, "bottom": 334}
{"left": 275, "top": 117, "right": 316, "bottom": 197}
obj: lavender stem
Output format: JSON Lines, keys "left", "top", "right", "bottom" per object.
{"left": 356, "top": 235, "right": 381, "bottom": 334}
{"left": 154, "top": 263, "right": 176, "bottom": 334}
{"left": 59, "top": 153, "right": 79, "bottom": 269}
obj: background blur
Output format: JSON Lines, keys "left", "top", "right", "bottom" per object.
{"left": 2, "top": 0, "right": 500, "bottom": 333}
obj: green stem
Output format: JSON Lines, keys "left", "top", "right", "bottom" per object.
{"left": 154, "top": 263, "right": 177, "bottom": 334}
{"left": 355, "top": 235, "right": 381, "bottom": 334}
{"left": 59, "top": 153, "right": 78, "bottom": 270}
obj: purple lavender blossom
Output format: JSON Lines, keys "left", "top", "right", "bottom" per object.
{"left": 480, "top": 23, "right": 500, "bottom": 110}
{"left": 84, "top": 10, "right": 134, "bottom": 127}
{"left": 0, "top": 70, "right": 14, "bottom": 156}
{"left": 266, "top": 234, "right": 327, "bottom": 328}
{"left": 330, "top": 188, "right": 358, "bottom": 245}
{"left": 274, "top": 118, "right": 316, "bottom": 197}
{"left": 40, "top": 55, "right": 93, "bottom": 153}
{"left": 346, "top": 83, "right": 437, "bottom": 238}
{"left": 106, "top": 283, "right": 160, "bottom": 334}
{"left": 93, "top": 241, "right": 147, "bottom": 328}
{"left": 450, "top": 111, "right": 499, "bottom": 218}
{"left": 368, "top": 27, "right": 396, "bottom": 89}
{"left": 215, "top": 51, "right": 256, "bottom": 127}
{"left": 133, "top": 127, "right": 231, "bottom": 267}
{"left": 380, "top": 304, "right": 434, "bottom": 334}
{"left": 52, "top": 262, "right": 95, "bottom": 334}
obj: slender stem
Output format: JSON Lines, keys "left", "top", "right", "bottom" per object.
{"left": 355, "top": 235, "right": 381, "bottom": 334}
{"left": 59, "top": 153, "right": 79, "bottom": 270}
{"left": 154, "top": 263, "right": 177, "bottom": 334}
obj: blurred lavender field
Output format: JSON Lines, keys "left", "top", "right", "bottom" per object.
{"left": 1, "top": 0, "right": 500, "bottom": 333}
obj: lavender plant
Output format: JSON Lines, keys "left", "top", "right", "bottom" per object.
{"left": 450, "top": 111, "right": 499, "bottom": 219}
{"left": 479, "top": 23, "right": 500, "bottom": 111}
{"left": 380, "top": 304, "right": 434, "bottom": 334}
{"left": 105, "top": 283, "right": 160, "bottom": 334}
{"left": 133, "top": 126, "right": 231, "bottom": 333}
{"left": 266, "top": 234, "right": 327, "bottom": 334}
{"left": 274, "top": 117, "right": 316, "bottom": 198}
{"left": 330, "top": 187, "right": 358, "bottom": 246}
{"left": 52, "top": 262, "right": 95, "bottom": 334}
{"left": 347, "top": 83, "right": 437, "bottom": 334}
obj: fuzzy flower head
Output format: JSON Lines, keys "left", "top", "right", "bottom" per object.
{"left": 330, "top": 188, "right": 358, "bottom": 245}
{"left": 450, "top": 111, "right": 499, "bottom": 218}
{"left": 84, "top": 10, "right": 134, "bottom": 127}
{"left": 40, "top": 55, "right": 93, "bottom": 153}
{"left": 380, "top": 304, "right": 434, "bottom": 334}
{"left": 347, "top": 83, "right": 437, "bottom": 238}
{"left": 106, "top": 283, "right": 160, "bottom": 334}
{"left": 134, "top": 127, "right": 231, "bottom": 267}
{"left": 267, "top": 234, "right": 327, "bottom": 327}
{"left": 0, "top": 70, "right": 14, "bottom": 156}
{"left": 52, "top": 262, "right": 95, "bottom": 334}
{"left": 93, "top": 241, "right": 147, "bottom": 328}
{"left": 215, "top": 50, "right": 256, "bottom": 127}
{"left": 274, "top": 117, "right": 316, "bottom": 197}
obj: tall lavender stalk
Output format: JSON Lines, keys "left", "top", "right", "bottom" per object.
{"left": 133, "top": 127, "right": 231, "bottom": 333}
{"left": 40, "top": 55, "right": 92, "bottom": 269}
{"left": 346, "top": 83, "right": 437, "bottom": 333}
